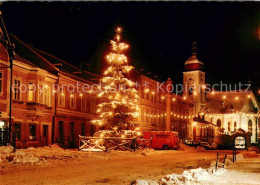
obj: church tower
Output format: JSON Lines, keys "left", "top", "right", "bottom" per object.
{"left": 183, "top": 42, "right": 206, "bottom": 115}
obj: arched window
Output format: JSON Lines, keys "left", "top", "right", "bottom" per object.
{"left": 234, "top": 122, "right": 237, "bottom": 131}
{"left": 248, "top": 120, "right": 253, "bottom": 133}
{"left": 217, "top": 119, "right": 221, "bottom": 127}
{"left": 228, "top": 122, "right": 231, "bottom": 132}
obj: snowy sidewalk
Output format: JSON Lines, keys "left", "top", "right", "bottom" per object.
{"left": 212, "top": 155, "right": 260, "bottom": 185}
{"left": 134, "top": 154, "right": 260, "bottom": 185}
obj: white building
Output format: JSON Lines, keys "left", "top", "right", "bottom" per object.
{"left": 202, "top": 91, "right": 259, "bottom": 143}
{"left": 183, "top": 43, "right": 260, "bottom": 145}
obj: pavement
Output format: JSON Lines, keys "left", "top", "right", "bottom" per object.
{"left": 214, "top": 154, "right": 260, "bottom": 185}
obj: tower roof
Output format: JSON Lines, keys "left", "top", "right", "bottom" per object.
{"left": 185, "top": 42, "right": 204, "bottom": 71}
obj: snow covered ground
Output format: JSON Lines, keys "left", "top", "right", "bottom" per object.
{"left": 134, "top": 151, "right": 260, "bottom": 185}
{"left": 0, "top": 144, "right": 259, "bottom": 185}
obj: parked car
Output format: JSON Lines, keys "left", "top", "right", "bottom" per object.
{"left": 185, "top": 140, "right": 199, "bottom": 147}
{"left": 200, "top": 142, "right": 217, "bottom": 150}
{"left": 235, "top": 143, "right": 246, "bottom": 149}
{"left": 142, "top": 131, "right": 180, "bottom": 150}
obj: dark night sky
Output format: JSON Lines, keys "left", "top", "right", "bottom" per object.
{"left": 1, "top": 2, "right": 260, "bottom": 86}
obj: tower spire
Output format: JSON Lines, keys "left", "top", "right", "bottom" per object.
{"left": 192, "top": 42, "right": 198, "bottom": 56}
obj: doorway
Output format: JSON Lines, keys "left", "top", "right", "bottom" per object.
{"left": 42, "top": 125, "right": 48, "bottom": 146}
{"left": 193, "top": 126, "right": 197, "bottom": 140}
{"left": 70, "top": 122, "right": 75, "bottom": 147}
{"left": 58, "top": 121, "right": 64, "bottom": 143}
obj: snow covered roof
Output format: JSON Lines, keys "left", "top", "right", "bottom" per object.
{"left": 202, "top": 91, "right": 259, "bottom": 114}
{"left": 10, "top": 34, "right": 99, "bottom": 83}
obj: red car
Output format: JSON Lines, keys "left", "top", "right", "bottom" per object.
{"left": 142, "top": 131, "right": 180, "bottom": 150}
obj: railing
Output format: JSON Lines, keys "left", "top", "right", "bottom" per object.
{"left": 78, "top": 135, "right": 152, "bottom": 152}
{"left": 233, "top": 147, "right": 237, "bottom": 163}
{"left": 215, "top": 152, "right": 227, "bottom": 171}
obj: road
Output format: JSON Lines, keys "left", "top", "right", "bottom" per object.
{"left": 1, "top": 148, "right": 218, "bottom": 185}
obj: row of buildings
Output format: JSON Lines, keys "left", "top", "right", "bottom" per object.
{"left": 0, "top": 13, "right": 259, "bottom": 148}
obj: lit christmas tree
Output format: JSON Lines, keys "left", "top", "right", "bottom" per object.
{"left": 92, "top": 27, "right": 140, "bottom": 131}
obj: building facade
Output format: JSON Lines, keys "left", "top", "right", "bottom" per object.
{"left": 183, "top": 45, "right": 260, "bottom": 147}
{"left": 0, "top": 16, "right": 259, "bottom": 149}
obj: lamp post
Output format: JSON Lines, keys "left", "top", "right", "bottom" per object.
{"left": 0, "top": 11, "right": 15, "bottom": 144}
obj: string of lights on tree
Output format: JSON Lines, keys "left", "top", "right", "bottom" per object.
{"left": 92, "top": 27, "right": 140, "bottom": 131}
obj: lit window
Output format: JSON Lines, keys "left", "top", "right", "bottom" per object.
{"left": 81, "top": 94, "right": 85, "bottom": 111}
{"left": 38, "top": 84, "right": 44, "bottom": 104}
{"left": 58, "top": 89, "right": 65, "bottom": 107}
{"left": 14, "top": 79, "right": 21, "bottom": 101}
{"left": 44, "top": 85, "right": 51, "bottom": 107}
{"left": 70, "top": 92, "right": 76, "bottom": 109}
{"left": 29, "top": 125, "right": 36, "bottom": 140}
{"left": 248, "top": 120, "right": 252, "bottom": 133}
{"left": 28, "top": 83, "right": 34, "bottom": 102}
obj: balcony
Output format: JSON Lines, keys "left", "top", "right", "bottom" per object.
{"left": 26, "top": 102, "right": 52, "bottom": 111}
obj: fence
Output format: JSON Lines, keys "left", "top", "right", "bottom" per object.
{"left": 78, "top": 135, "right": 152, "bottom": 152}
{"left": 233, "top": 147, "right": 237, "bottom": 163}
{"left": 215, "top": 152, "right": 227, "bottom": 171}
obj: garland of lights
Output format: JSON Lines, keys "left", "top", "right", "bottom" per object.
{"left": 92, "top": 27, "right": 139, "bottom": 130}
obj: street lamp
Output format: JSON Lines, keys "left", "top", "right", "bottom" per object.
{"left": 0, "top": 11, "right": 15, "bottom": 144}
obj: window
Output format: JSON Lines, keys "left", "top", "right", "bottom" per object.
{"left": 248, "top": 120, "right": 252, "bottom": 133}
{"left": 0, "top": 71, "right": 3, "bottom": 94}
{"left": 146, "top": 109, "right": 149, "bottom": 122}
{"left": 234, "top": 122, "right": 237, "bottom": 131}
{"left": 58, "top": 89, "right": 65, "bottom": 107}
{"left": 43, "top": 125, "right": 48, "bottom": 137}
{"left": 228, "top": 122, "right": 231, "bottom": 132}
{"left": 38, "top": 84, "right": 44, "bottom": 104}
{"left": 29, "top": 125, "right": 36, "bottom": 140}
{"left": 151, "top": 110, "right": 154, "bottom": 124}
{"left": 217, "top": 119, "right": 221, "bottom": 127}
{"left": 86, "top": 95, "right": 91, "bottom": 112}
{"left": 81, "top": 123, "right": 86, "bottom": 136}
{"left": 90, "top": 96, "right": 96, "bottom": 113}
{"left": 45, "top": 85, "right": 51, "bottom": 107}
{"left": 141, "top": 108, "right": 144, "bottom": 121}
{"left": 81, "top": 95, "right": 85, "bottom": 111}
{"left": 28, "top": 83, "right": 34, "bottom": 102}
{"left": 70, "top": 92, "right": 76, "bottom": 109}
{"left": 14, "top": 79, "right": 21, "bottom": 101}
{"left": 14, "top": 123, "right": 21, "bottom": 140}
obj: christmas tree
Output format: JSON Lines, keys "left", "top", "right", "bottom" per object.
{"left": 92, "top": 27, "right": 139, "bottom": 131}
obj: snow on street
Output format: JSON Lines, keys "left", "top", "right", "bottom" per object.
{"left": 0, "top": 144, "right": 259, "bottom": 185}
{"left": 134, "top": 150, "right": 260, "bottom": 185}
